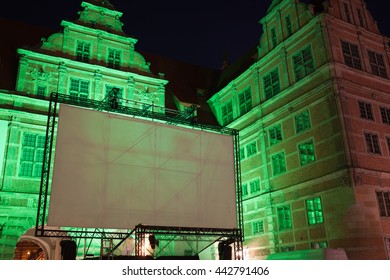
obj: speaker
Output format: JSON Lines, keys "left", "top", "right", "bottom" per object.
{"left": 218, "top": 243, "right": 232, "bottom": 260}
{"left": 60, "top": 240, "right": 77, "bottom": 260}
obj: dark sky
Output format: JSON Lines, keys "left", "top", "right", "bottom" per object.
{"left": 0, "top": 0, "right": 388, "bottom": 69}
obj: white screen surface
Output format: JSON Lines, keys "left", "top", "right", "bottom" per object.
{"left": 48, "top": 104, "right": 237, "bottom": 229}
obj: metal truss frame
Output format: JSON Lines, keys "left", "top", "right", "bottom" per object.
{"left": 35, "top": 92, "right": 243, "bottom": 259}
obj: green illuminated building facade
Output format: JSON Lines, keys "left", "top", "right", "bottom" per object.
{"left": 1, "top": 0, "right": 390, "bottom": 259}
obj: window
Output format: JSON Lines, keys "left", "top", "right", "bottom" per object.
{"left": 238, "top": 88, "right": 252, "bottom": 115}
{"left": 376, "top": 191, "right": 390, "bottom": 217}
{"left": 357, "top": 8, "right": 364, "bottom": 27}
{"left": 76, "top": 42, "right": 91, "bottom": 63}
{"left": 358, "top": 101, "right": 374, "bottom": 120}
{"left": 365, "top": 132, "right": 381, "bottom": 154}
{"left": 264, "top": 69, "right": 281, "bottom": 100}
{"left": 69, "top": 78, "right": 89, "bottom": 99}
{"left": 271, "top": 28, "right": 277, "bottom": 48}
{"left": 295, "top": 110, "right": 311, "bottom": 133}
{"left": 285, "top": 15, "right": 292, "bottom": 37}
{"left": 277, "top": 205, "right": 292, "bottom": 231}
{"left": 37, "top": 85, "right": 46, "bottom": 97}
{"left": 108, "top": 48, "right": 121, "bottom": 69}
{"left": 386, "top": 137, "right": 390, "bottom": 155}
{"left": 239, "top": 147, "right": 245, "bottom": 161}
{"left": 280, "top": 246, "right": 295, "bottom": 252}
{"left": 385, "top": 238, "right": 390, "bottom": 260}
{"left": 269, "top": 124, "right": 282, "bottom": 145}
{"left": 293, "top": 46, "right": 315, "bottom": 81}
{"left": 242, "top": 183, "right": 248, "bottom": 197}
{"left": 341, "top": 41, "right": 362, "bottom": 70}
{"left": 221, "top": 102, "right": 233, "bottom": 125}
{"left": 368, "top": 50, "right": 387, "bottom": 78}
{"left": 343, "top": 2, "right": 351, "bottom": 23}
{"left": 380, "top": 107, "right": 390, "bottom": 124}
{"left": 246, "top": 141, "right": 257, "bottom": 157}
{"left": 19, "top": 133, "right": 45, "bottom": 178}
{"left": 249, "top": 179, "right": 261, "bottom": 194}
{"left": 298, "top": 139, "right": 315, "bottom": 166}
{"left": 272, "top": 152, "right": 286, "bottom": 176}
{"left": 306, "top": 197, "right": 324, "bottom": 225}
{"left": 253, "top": 220, "right": 264, "bottom": 235}
{"left": 311, "top": 241, "right": 328, "bottom": 249}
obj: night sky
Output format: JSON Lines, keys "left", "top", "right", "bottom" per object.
{"left": 0, "top": 0, "right": 388, "bottom": 69}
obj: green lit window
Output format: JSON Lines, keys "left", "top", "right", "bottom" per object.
{"left": 69, "top": 78, "right": 89, "bottom": 99}
{"left": 299, "top": 139, "right": 316, "bottom": 166}
{"left": 249, "top": 179, "right": 260, "bottom": 194}
{"left": 368, "top": 50, "right": 387, "bottom": 78}
{"left": 285, "top": 15, "right": 292, "bottom": 37}
{"left": 253, "top": 220, "right": 264, "bottom": 235}
{"left": 272, "top": 152, "right": 286, "bottom": 176}
{"left": 246, "top": 141, "right": 257, "bottom": 157}
{"left": 269, "top": 124, "right": 282, "bottom": 146}
{"left": 221, "top": 102, "right": 233, "bottom": 125}
{"left": 76, "top": 41, "right": 91, "bottom": 63}
{"left": 277, "top": 205, "right": 292, "bottom": 231}
{"left": 19, "top": 133, "right": 45, "bottom": 178}
{"left": 376, "top": 191, "right": 390, "bottom": 217}
{"left": 364, "top": 132, "right": 381, "bottom": 154}
{"left": 108, "top": 48, "right": 121, "bottom": 69}
{"left": 37, "top": 85, "right": 46, "bottom": 97}
{"left": 238, "top": 88, "right": 252, "bottom": 116}
{"left": 239, "top": 147, "right": 245, "bottom": 161}
{"left": 264, "top": 69, "right": 281, "bottom": 100}
{"left": 358, "top": 101, "right": 374, "bottom": 120}
{"left": 380, "top": 107, "right": 390, "bottom": 124}
{"left": 271, "top": 27, "right": 277, "bottom": 48}
{"left": 341, "top": 41, "right": 362, "bottom": 70}
{"left": 357, "top": 8, "right": 364, "bottom": 27}
{"left": 242, "top": 183, "right": 248, "bottom": 197}
{"left": 306, "top": 197, "right": 324, "bottom": 225}
{"left": 343, "top": 2, "right": 351, "bottom": 23}
{"left": 293, "top": 46, "right": 314, "bottom": 81}
{"left": 311, "top": 241, "right": 328, "bottom": 249}
{"left": 295, "top": 110, "right": 311, "bottom": 133}
{"left": 280, "top": 246, "right": 294, "bottom": 252}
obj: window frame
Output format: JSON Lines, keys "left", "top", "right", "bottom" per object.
{"left": 376, "top": 191, "right": 390, "bottom": 217}
{"left": 69, "top": 78, "right": 90, "bottom": 99}
{"left": 358, "top": 101, "right": 374, "bottom": 120}
{"left": 271, "top": 151, "right": 287, "bottom": 176}
{"left": 108, "top": 48, "right": 121, "bottom": 69}
{"left": 277, "top": 205, "right": 292, "bottom": 231}
{"left": 341, "top": 41, "right": 362, "bottom": 70}
{"left": 367, "top": 50, "right": 388, "bottom": 78}
{"left": 380, "top": 107, "right": 390, "bottom": 124}
{"left": 221, "top": 101, "right": 233, "bottom": 125}
{"left": 295, "top": 110, "right": 311, "bottom": 134}
{"left": 19, "top": 133, "right": 45, "bottom": 178}
{"left": 269, "top": 124, "right": 283, "bottom": 146}
{"left": 263, "top": 68, "right": 281, "bottom": 100}
{"left": 292, "top": 45, "right": 315, "bottom": 81}
{"left": 306, "top": 197, "right": 324, "bottom": 225}
{"left": 252, "top": 220, "right": 264, "bottom": 235}
{"left": 76, "top": 41, "right": 91, "bottom": 63}
{"left": 364, "top": 132, "right": 381, "bottom": 155}
{"left": 298, "top": 139, "right": 316, "bottom": 166}
{"left": 238, "top": 88, "right": 252, "bottom": 116}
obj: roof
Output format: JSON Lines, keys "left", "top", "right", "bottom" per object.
{"left": 0, "top": 17, "right": 221, "bottom": 126}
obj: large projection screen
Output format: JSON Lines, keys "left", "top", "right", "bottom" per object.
{"left": 48, "top": 104, "right": 237, "bottom": 229}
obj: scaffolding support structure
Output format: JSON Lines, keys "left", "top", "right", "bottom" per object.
{"left": 35, "top": 92, "right": 243, "bottom": 259}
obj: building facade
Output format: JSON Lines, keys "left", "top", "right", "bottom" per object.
{"left": 208, "top": 0, "right": 390, "bottom": 259}
{"left": 1, "top": 0, "right": 390, "bottom": 260}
